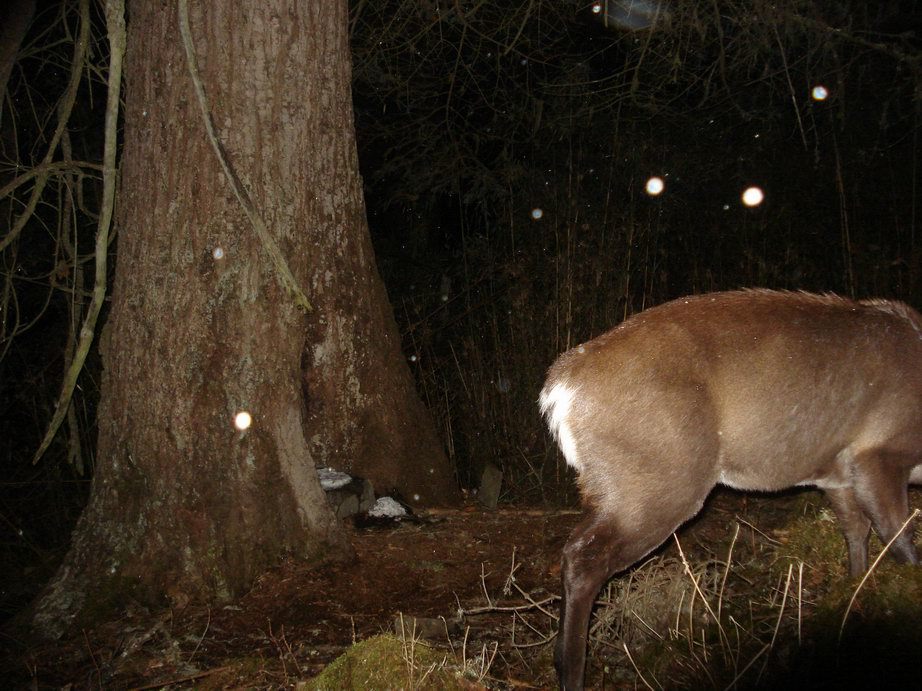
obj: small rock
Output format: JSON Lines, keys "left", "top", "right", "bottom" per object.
{"left": 368, "top": 496, "right": 408, "bottom": 518}
{"left": 478, "top": 463, "right": 503, "bottom": 509}
{"left": 322, "top": 471, "right": 375, "bottom": 519}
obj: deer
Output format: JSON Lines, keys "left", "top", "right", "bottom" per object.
{"left": 540, "top": 289, "right": 922, "bottom": 690}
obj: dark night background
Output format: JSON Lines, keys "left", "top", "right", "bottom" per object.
{"left": 2, "top": 0, "right": 921, "bottom": 624}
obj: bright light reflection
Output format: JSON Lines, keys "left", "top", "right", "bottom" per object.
{"left": 645, "top": 176, "right": 665, "bottom": 196}
{"left": 234, "top": 411, "right": 252, "bottom": 430}
{"left": 742, "top": 186, "right": 764, "bottom": 207}
{"left": 812, "top": 85, "right": 829, "bottom": 101}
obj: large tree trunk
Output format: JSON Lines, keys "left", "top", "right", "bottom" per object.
{"left": 34, "top": 0, "right": 455, "bottom": 637}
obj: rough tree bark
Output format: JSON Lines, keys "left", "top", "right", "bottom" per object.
{"left": 34, "top": 0, "right": 455, "bottom": 636}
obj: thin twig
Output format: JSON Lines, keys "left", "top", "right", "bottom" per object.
{"left": 1, "top": 0, "right": 91, "bottom": 254}
{"left": 674, "top": 534, "right": 730, "bottom": 653}
{"left": 757, "top": 563, "right": 792, "bottom": 683}
{"left": 734, "top": 515, "right": 782, "bottom": 546}
{"left": 839, "top": 508, "right": 921, "bottom": 641}
{"left": 622, "top": 642, "right": 656, "bottom": 691}
{"left": 186, "top": 607, "right": 210, "bottom": 664}
{"left": 722, "top": 643, "right": 770, "bottom": 691}
{"left": 129, "top": 666, "right": 231, "bottom": 691}
{"left": 462, "top": 593, "right": 558, "bottom": 616}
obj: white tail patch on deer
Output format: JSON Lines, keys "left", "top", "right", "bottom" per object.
{"left": 539, "top": 381, "right": 581, "bottom": 470}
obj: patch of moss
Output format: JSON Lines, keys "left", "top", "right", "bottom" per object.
{"left": 303, "top": 634, "right": 469, "bottom": 690}
{"left": 776, "top": 510, "right": 849, "bottom": 579}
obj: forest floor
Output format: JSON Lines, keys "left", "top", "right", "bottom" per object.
{"left": 3, "top": 489, "right": 920, "bottom": 689}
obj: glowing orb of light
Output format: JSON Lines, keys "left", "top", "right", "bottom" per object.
{"left": 591, "top": 3, "right": 602, "bottom": 13}
{"left": 741, "top": 186, "right": 764, "bottom": 207}
{"left": 234, "top": 411, "right": 252, "bottom": 431}
{"left": 212, "top": 247, "right": 225, "bottom": 260}
{"left": 811, "top": 85, "right": 829, "bottom": 101}
{"left": 531, "top": 208, "right": 543, "bottom": 220}
{"left": 645, "top": 176, "right": 665, "bottom": 196}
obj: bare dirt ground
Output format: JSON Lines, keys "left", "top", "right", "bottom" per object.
{"left": 0, "top": 491, "right": 825, "bottom": 689}
{"left": 1, "top": 505, "right": 576, "bottom": 689}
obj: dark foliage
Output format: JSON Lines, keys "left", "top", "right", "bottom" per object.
{"left": 351, "top": 0, "right": 922, "bottom": 496}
